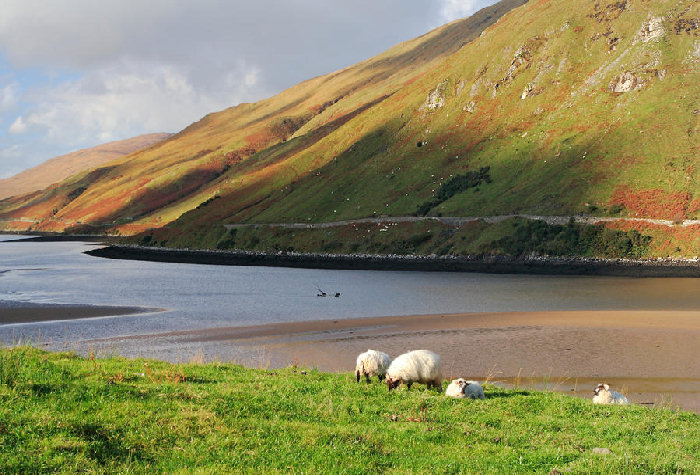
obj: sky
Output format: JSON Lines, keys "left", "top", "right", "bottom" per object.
{"left": 0, "top": 0, "right": 498, "bottom": 179}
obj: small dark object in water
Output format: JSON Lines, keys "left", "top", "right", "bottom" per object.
{"left": 317, "top": 292, "right": 327, "bottom": 297}
{"left": 334, "top": 292, "right": 341, "bottom": 298}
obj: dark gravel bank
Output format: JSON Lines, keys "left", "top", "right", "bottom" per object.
{"left": 85, "top": 245, "right": 700, "bottom": 277}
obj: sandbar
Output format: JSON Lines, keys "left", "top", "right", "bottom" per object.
{"left": 0, "top": 301, "right": 158, "bottom": 325}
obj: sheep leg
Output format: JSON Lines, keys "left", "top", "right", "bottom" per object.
{"left": 356, "top": 370, "right": 360, "bottom": 383}
{"left": 406, "top": 381, "right": 413, "bottom": 390}
{"left": 364, "top": 372, "right": 371, "bottom": 384}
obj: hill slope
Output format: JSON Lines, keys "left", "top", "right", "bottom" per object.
{"left": 0, "top": 133, "right": 171, "bottom": 200}
{"left": 1, "top": 0, "right": 698, "bottom": 257}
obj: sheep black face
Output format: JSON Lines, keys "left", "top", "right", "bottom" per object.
{"left": 593, "top": 383, "right": 608, "bottom": 395}
{"left": 386, "top": 377, "right": 401, "bottom": 391}
{"left": 356, "top": 370, "right": 361, "bottom": 383}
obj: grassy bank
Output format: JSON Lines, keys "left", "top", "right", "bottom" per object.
{"left": 136, "top": 217, "right": 700, "bottom": 260}
{"left": 1, "top": 347, "right": 697, "bottom": 472}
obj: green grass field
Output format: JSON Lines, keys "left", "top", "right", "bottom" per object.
{"left": 1, "top": 347, "right": 697, "bottom": 473}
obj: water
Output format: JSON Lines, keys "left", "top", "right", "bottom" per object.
{"left": 1, "top": 236, "right": 698, "bottom": 347}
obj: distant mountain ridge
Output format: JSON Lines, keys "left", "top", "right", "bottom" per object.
{"left": 0, "top": 0, "right": 697, "bottom": 258}
{"left": 0, "top": 133, "right": 172, "bottom": 199}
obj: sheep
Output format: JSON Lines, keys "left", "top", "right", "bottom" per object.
{"left": 592, "top": 383, "right": 629, "bottom": 405}
{"left": 355, "top": 349, "right": 392, "bottom": 383}
{"left": 445, "top": 378, "right": 486, "bottom": 399}
{"left": 463, "top": 380, "right": 485, "bottom": 399}
{"left": 445, "top": 378, "right": 467, "bottom": 398}
{"left": 385, "top": 350, "right": 442, "bottom": 392}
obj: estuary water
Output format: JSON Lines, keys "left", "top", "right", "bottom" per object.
{"left": 1, "top": 236, "right": 699, "bottom": 345}
{"left": 3, "top": 235, "right": 700, "bottom": 411}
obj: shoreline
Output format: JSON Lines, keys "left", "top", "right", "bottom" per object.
{"left": 79, "top": 310, "right": 700, "bottom": 412}
{"left": 0, "top": 301, "right": 161, "bottom": 325}
{"left": 86, "top": 245, "right": 700, "bottom": 277}
{"left": 1, "top": 234, "right": 119, "bottom": 243}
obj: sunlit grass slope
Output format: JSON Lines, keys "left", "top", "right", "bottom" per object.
{"left": 0, "top": 133, "right": 171, "bottom": 200}
{"left": 1, "top": 0, "right": 697, "bottom": 257}
{"left": 1, "top": 347, "right": 697, "bottom": 472}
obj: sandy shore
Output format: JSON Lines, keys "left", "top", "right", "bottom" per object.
{"left": 0, "top": 302, "right": 158, "bottom": 325}
{"left": 81, "top": 310, "right": 700, "bottom": 412}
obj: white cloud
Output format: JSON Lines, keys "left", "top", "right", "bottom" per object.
{"left": 8, "top": 115, "right": 26, "bottom": 134}
{"left": 13, "top": 59, "right": 266, "bottom": 146}
{"left": 439, "top": 0, "right": 480, "bottom": 23}
{"left": 1, "top": 82, "right": 19, "bottom": 110}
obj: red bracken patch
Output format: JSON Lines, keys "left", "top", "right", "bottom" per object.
{"left": 609, "top": 186, "right": 691, "bottom": 220}
{"left": 688, "top": 199, "right": 700, "bottom": 217}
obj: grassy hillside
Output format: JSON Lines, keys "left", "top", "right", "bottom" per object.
{"left": 0, "top": 133, "right": 171, "bottom": 200}
{"left": 1, "top": 347, "right": 697, "bottom": 472}
{"left": 1, "top": 0, "right": 697, "bottom": 258}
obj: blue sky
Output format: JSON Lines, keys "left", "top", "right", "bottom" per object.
{"left": 0, "top": 0, "right": 497, "bottom": 179}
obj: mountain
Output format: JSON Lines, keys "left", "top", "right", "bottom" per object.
{"left": 0, "top": 133, "right": 172, "bottom": 200}
{"left": 1, "top": 0, "right": 698, "bottom": 258}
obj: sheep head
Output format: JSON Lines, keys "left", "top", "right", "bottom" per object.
{"left": 386, "top": 377, "right": 401, "bottom": 391}
{"left": 593, "top": 383, "right": 609, "bottom": 395}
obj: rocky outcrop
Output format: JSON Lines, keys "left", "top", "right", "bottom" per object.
{"left": 637, "top": 16, "right": 665, "bottom": 43}
{"left": 610, "top": 71, "right": 638, "bottom": 92}
{"left": 421, "top": 81, "right": 447, "bottom": 110}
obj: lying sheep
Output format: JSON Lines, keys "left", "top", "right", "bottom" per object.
{"left": 445, "top": 378, "right": 467, "bottom": 398}
{"left": 355, "top": 349, "right": 392, "bottom": 383}
{"left": 445, "top": 378, "right": 486, "bottom": 399}
{"left": 592, "top": 383, "right": 629, "bottom": 405}
{"left": 463, "top": 380, "right": 486, "bottom": 399}
{"left": 386, "top": 349, "right": 442, "bottom": 392}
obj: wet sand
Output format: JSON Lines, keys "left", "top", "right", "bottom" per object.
{"left": 83, "top": 310, "right": 700, "bottom": 412}
{"left": 0, "top": 302, "right": 158, "bottom": 325}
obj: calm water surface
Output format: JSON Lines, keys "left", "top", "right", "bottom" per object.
{"left": 1, "top": 236, "right": 698, "bottom": 351}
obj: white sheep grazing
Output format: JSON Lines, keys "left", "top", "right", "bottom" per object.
{"left": 355, "top": 350, "right": 392, "bottom": 383}
{"left": 592, "top": 383, "right": 629, "bottom": 405}
{"left": 385, "top": 350, "right": 442, "bottom": 392}
{"left": 445, "top": 378, "right": 486, "bottom": 399}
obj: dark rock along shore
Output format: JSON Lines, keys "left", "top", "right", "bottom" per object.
{"left": 85, "top": 245, "right": 700, "bottom": 277}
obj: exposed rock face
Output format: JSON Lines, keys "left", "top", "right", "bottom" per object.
{"left": 421, "top": 81, "right": 447, "bottom": 110}
{"left": 637, "top": 16, "right": 665, "bottom": 43}
{"left": 610, "top": 71, "right": 637, "bottom": 92}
